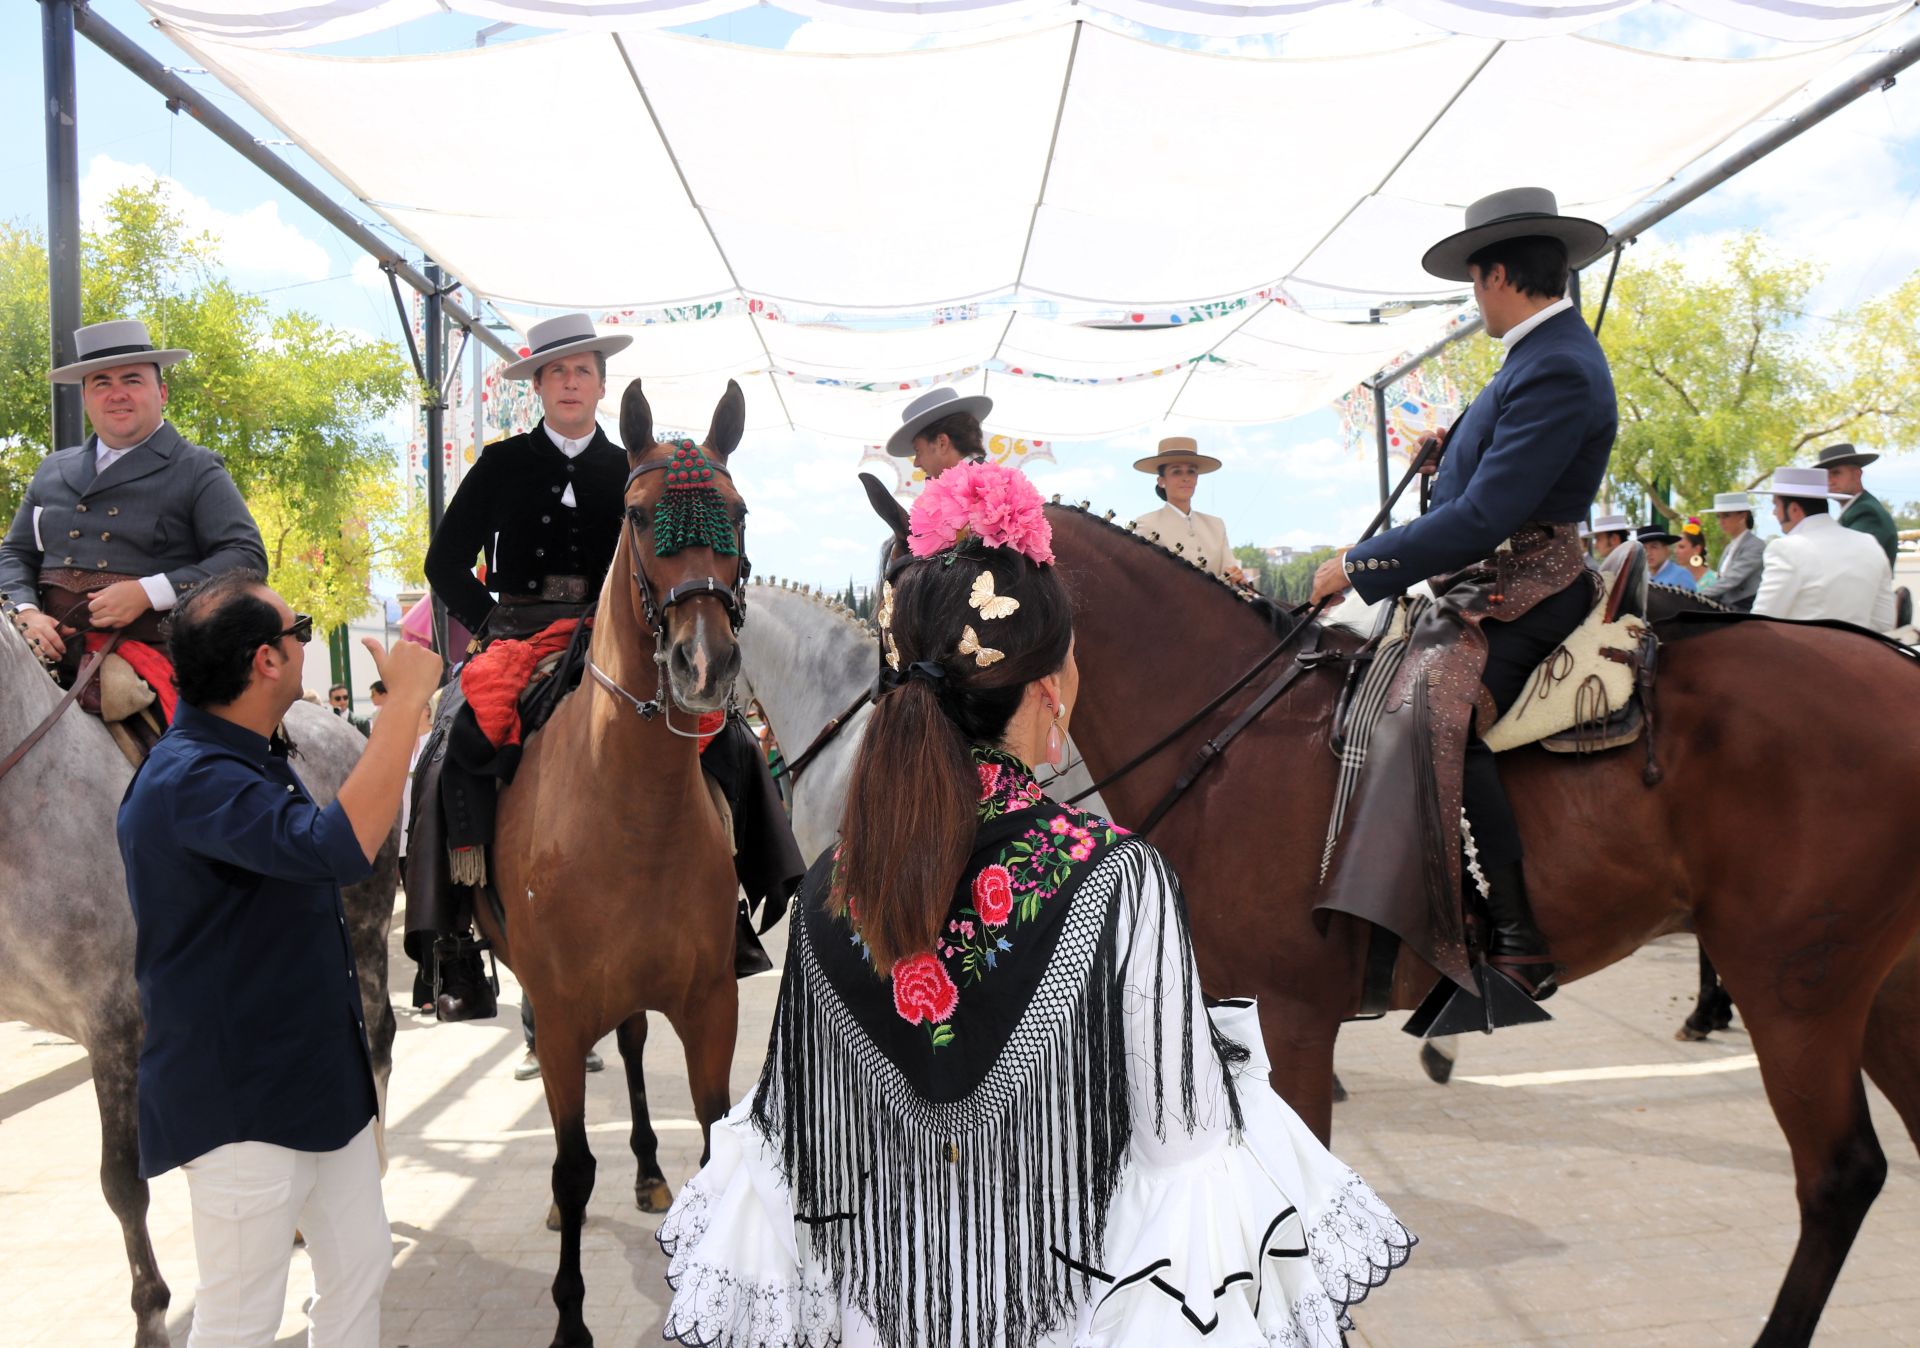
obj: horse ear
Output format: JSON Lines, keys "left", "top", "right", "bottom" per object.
{"left": 621, "top": 381, "right": 654, "bottom": 468}
{"left": 706, "top": 379, "right": 746, "bottom": 463}
{"left": 860, "top": 472, "right": 910, "bottom": 546}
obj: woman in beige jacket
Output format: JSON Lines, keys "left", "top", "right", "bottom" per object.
{"left": 1130, "top": 437, "right": 1244, "bottom": 582}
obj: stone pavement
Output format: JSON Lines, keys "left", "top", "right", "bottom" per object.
{"left": 4, "top": 925, "right": 1916, "bottom": 1347}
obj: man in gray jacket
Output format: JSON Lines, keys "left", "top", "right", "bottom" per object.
{"left": 1697, "top": 490, "right": 1767, "bottom": 611}
{"left": 1, "top": 321, "right": 266, "bottom": 676}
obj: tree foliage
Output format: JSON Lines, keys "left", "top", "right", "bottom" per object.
{"left": 0, "top": 184, "right": 420, "bottom": 629}
{"left": 1417, "top": 236, "right": 1920, "bottom": 539}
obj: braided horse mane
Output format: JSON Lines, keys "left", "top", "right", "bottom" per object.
{"left": 748, "top": 575, "right": 877, "bottom": 636}
{"left": 1040, "top": 495, "right": 1312, "bottom": 644}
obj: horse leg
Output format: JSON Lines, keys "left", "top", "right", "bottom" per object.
{"left": 615, "top": 1014, "right": 673, "bottom": 1214}
{"left": 668, "top": 981, "right": 739, "bottom": 1167}
{"left": 91, "top": 1032, "right": 170, "bottom": 1348}
{"left": 1862, "top": 943, "right": 1920, "bottom": 1155}
{"left": 1679, "top": 942, "right": 1733, "bottom": 1042}
{"left": 1257, "top": 1001, "right": 1340, "bottom": 1144}
{"left": 1738, "top": 1000, "right": 1886, "bottom": 1348}
{"left": 540, "top": 1024, "right": 599, "bottom": 1348}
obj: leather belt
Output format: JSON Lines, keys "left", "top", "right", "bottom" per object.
{"left": 502, "top": 575, "right": 591, "bottom": 605}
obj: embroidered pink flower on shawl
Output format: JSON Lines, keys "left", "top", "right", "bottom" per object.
{"left": 907, "top": 461, "right": 1055, "bottom": 565}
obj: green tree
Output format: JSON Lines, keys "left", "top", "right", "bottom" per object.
{"left": 1417, "top": 236, "right": 1920, "bottom": 539}
{"left": 0, "top": 184, "right": 418, "bottom": 630}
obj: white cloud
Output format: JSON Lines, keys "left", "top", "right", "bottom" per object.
{"left": 80, "top": 154, "right": 331, "bottom": 284}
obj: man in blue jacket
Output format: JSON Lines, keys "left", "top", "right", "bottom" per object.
{"left": 1313, "top": 188, "right": 1615, "bottom": 1010}
{"left": 117, "top": 571, "right": 441, "bottom": 1346}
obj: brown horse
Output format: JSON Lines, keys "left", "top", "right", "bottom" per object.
{"left": 477, "top": 381, "right": 747, "bottom": 1348}
{"left": 1044, "top": 502, "right": 1920, "bottom": 1348}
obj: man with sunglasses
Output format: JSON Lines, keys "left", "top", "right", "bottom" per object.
{"left": 117, "top": 571, "right": 442, "bottom": 1347}
{"left": 1, "top": 321, "right": 265, "bottom": 720}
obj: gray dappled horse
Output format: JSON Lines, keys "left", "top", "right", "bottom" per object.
{"left": 734, "top": 578, "right": 1105, "bottom": 864}
{"left": 0, "top": 616, "right": 400, "bottom": 1347}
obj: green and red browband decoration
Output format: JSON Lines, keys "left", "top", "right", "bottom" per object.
{"left": 653, "top": 439, "right": 739, "bottom": 558}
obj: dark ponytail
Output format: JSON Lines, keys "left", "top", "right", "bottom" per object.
{"left": 836, "top": 545, "right": 1071, "bottom": 971}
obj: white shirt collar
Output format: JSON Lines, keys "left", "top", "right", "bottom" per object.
{"left": 1498, "top": 296, "right": 1575, "bottom": 351}
{"left": 1787, "top": 510, "right": 1837, "bottom": 536}
{"left": 544, "top": 422, "right": 596, "bottom": 457}
{"left": 95, "top": 429, "right": 156, "bottom": 468}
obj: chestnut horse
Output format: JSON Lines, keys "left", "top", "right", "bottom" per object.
{"left": 477, "top": 381, "right": 747, "bottom": 1348}
{"left": 1043, "top": 502, "right": 1920, "bottom": 1348}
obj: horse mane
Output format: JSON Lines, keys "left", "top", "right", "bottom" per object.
{"left": 1042, "top": 497, "right": 1311, "bottom": 645}
{"left": 750, "top": 576, "right": 876, "bottom": 638}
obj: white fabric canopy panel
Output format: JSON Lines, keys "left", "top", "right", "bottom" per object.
{"left": 164, "top": 16, "right": 1892, "bottom": 437}
{"left": 136, "top": 0, "right": 1914, "bottom": 46}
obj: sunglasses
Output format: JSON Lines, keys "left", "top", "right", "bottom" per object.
{"left": 276, "top": 614, "right": 314, "bottom": 646}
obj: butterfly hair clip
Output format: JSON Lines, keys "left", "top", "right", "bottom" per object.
{"left": 957, "top": 625, "right": 1005, "bottom": 667}
{"left": 968, "top": 571, "right": 1020, "bottom": 620}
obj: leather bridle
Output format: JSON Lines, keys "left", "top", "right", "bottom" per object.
{"left": 586, "top": 450, "right": 751, "bottom": 737}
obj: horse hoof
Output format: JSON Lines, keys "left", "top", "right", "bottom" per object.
{"left": 1420, "top": 1042, "right": 1455, "bottom": 1086}
{"left": 1675, "top": 1022, "right": 1711, "bottom": 1042}
{"left": 1331, "top": 1073, "right": 1348, "bottom": 1104}
{"left": 637, "top": 1177, "right": 675, "bottom": 1213}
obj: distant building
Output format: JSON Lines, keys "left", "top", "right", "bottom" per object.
{"left": 1264, "top": 544, "right": 1334, "bottom": 567}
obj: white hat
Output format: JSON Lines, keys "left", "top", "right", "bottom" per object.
{"left": 1709, "top": 491, "right": 1756, "bottom": 513}
{"left": 1590, "top": 512, "right": 1633, "bottom": 533}
{"left": 886, "top": 386, "right": 993, "bottom": 458}
{"left": 49, "top": 320, "right": 190, "bottom": 385}
{"left": 500, "top": 313, "right": 633, "bottom": 381}
{"left": 1755, "top": 467, "right": 1845, "bottom": 502}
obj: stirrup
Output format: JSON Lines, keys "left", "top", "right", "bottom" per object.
{"left": 1402, "top": 964, "right": 1555, "bottom": 1039}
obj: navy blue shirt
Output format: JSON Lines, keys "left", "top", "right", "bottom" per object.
{"left": 1346, "top": 306, "right": 1616, "bottom": 602}
{"left": 117, "top": 703, "right": 377, "bottom": 1178}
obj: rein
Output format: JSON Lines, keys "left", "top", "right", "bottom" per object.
{"left": 1065, "top": 601, "right": 1328, "bottom": 808}
{"left": 585, "top": 451, "right": 751, "bottom": 738}
{"left": 776, "top": 686, "right": 873, "bottom": 785}
{"left": 0, "top": 628, "right": 122, "bottom": 787}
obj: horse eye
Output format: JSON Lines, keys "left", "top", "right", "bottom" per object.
{"left": 628, "top": 506, "right": 649, "bottom": 528}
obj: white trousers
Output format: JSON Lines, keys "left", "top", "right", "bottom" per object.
{"left": 180, "top": 1119, "right": 390, "bottom": 1347}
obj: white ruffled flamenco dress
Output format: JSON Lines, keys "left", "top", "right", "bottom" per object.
{"left": 659, "top": 844, "right": 1413, "bottom": 1348}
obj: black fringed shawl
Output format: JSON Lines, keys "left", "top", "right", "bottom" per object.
{"left": 751, "top": 748, "right": 1239, "bottom": 1348}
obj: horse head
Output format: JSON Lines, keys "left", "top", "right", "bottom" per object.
{"left": 618, "top": 379, "right": 749, "bottom": 713}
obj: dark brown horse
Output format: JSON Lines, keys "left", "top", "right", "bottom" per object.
{"left": 478, "top": 381, "right": 748, "bottom": 1348}
{"left": 1046, "top": 502, "right": 1920, "bottom": 1348}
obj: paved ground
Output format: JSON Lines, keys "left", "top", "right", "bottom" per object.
{"left": 4, "top": 922, "right": 1917, "bottom": 1347}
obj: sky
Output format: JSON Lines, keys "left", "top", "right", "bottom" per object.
{"left": 3, "top": 0, "right": 1918, "bottom": 594}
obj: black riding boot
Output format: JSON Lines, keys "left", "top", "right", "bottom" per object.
{"left": 1482, "top": 861, "right": 1557, "bottom": 1001}
{"left": 433, "top": 930, "right": 499, "bottom": 1021}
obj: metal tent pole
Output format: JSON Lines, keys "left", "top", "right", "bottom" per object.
{"left": 1365, "top": 34, "right": 1919, "bottom": 387}
{"left": 1373, "top": 382, "right": 1392, "bottom": 525}
{"left": 424, "top": 261, "right": 450, "bottom": 657}
{"left": 42, "top": 0, "right": 83, "bottom": 453}
{"left": 69, "top": 6, "right": 515, "bottom": 362}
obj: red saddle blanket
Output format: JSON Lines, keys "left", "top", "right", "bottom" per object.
{"left": 461, "top": 618, "right": 724, "bottom": 751}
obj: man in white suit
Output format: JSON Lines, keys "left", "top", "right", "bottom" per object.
{"left": 1752, "top": 467, "right": 1894, "bottom": 631}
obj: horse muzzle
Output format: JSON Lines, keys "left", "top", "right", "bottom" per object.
{"left": 665, "top": 605, "right": 741, "bottom": 713}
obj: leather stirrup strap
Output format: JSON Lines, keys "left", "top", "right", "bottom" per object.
{"left": 0, "top": 630, "right": 124, "bottom": 787}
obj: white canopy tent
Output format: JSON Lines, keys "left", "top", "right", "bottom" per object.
{"left": 139, "top": 0, "right": 1913, "bottom": 46}
{"left": 151, "top": 10, "right": 1908, "bottom": 440}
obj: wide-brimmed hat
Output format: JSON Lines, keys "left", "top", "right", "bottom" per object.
{"left": 1132, "top": 436, "right": 1222, "bottom": 475}
{"left": 1708, "top": 491, "right": 1756, "bottom": 513}
{"left": 1813, "top": 442, "right": 1879, "bottom": 471}
{"left": 1421, "top": 187, "right": 1609, "bottom": 284}
{"left": 1756, "top": 466, "right": 1846, "bottom": 502}
{"left": 50, "top": 320, "right": 190, "bottom": 385}
{"left": 501, "top": 313, "right": 634, "bottom": 381}
{"left": 885, "top": 386, "right": 994, "bottom": 458}
{"left": 1590, "top": 512, "right": 1633, "bottom": 534}
{"left": 1636, "top": 523, "right": 1679, "bottom": 546}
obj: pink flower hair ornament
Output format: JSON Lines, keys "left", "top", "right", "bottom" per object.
{"left": 907, "top": 461, "right": 1055, "bottom": 566}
